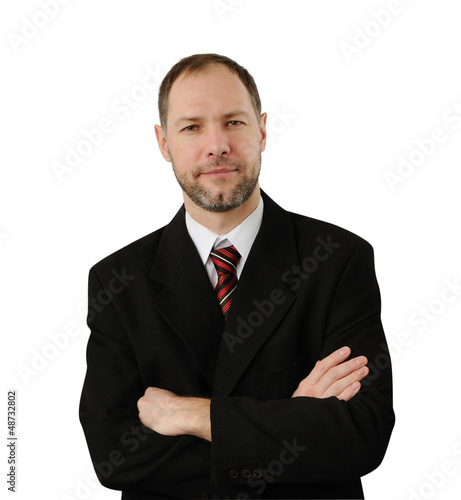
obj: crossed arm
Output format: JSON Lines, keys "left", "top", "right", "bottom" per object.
{"left": 137, "top": 345, "right": 369, "bottom": 442}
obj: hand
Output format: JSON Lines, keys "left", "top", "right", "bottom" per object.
{"left": 291, "top": 346, "right": 368, "bottom": 401}
{"left": 137, "top": 387, "right": 211, "bottom": 441}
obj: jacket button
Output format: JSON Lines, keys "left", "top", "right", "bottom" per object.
{"left": 242, "top": 469, "right": 251, "bottom": 478}
{"left": 229, "top": 469, "right": 239, "bottom": 479}
{"left": 253, "top": 469, "right": 262, "bottom": 478}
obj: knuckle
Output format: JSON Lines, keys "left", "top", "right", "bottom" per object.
{"left": 348, "top": 360, "right": 360, "bottom": 372}
{"left": 324, "top": 366, "right": 338, "bottom": 383}
{"left": 315, "top": 359, "right": 325, "bottom": 371}
{"left": 298, "top": 381, "right": 314, "bottom": 397}
{"left": 325, "top": 381, "right": 337, "bottom": 396}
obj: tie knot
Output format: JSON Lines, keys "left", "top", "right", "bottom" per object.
{"left": 210, "top": 245, "right": 241, "bottom": 276}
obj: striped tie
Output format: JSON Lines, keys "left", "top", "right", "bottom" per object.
{"left": 210, "top": 245, "right": 241, "bottom": 320}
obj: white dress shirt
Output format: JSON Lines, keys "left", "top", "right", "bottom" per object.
{"left": 185, "top": 196, "right": 264, "bottom": 288}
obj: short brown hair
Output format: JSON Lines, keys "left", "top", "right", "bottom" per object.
{"left": 158, "top": 53, "right": 262, "bottom": 129}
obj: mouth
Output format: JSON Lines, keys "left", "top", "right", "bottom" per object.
{"left": 200, "top": 168, "right": 238, "bottom": 177}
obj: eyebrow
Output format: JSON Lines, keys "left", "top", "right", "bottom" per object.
{"left": 223, "top": 110, "right": 251, "bottom": 119}
{"left": 174, "top": 110, "right": 251, "bottom": 127}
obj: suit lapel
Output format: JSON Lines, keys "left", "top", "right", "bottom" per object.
{"left": 212, "top": 192, "right": 300, "bottom": 397}
{"left": 149, "top": 193, "right": 302, "bottom": 397}
{"left": 149, "top": 207, "right": 224, "bottom": 390}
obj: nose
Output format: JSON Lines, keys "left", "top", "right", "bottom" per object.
{"left": 206, "top": 125, "right": 231, "bottom": 158}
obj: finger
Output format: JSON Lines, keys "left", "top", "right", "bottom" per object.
{"left": 315, "top": 356, "right": 368, "bottom": 397}
{"left": 137, "top": 396, "right": 149, "bottom": 418}
{"left": 302, "top": 346, "right": 351, "bottom": 386}
{"left": 336, "top": 381, "right": 362, "bottom": 402}
{"left": 322, "top": 365, "right": 369, "bottom": 399}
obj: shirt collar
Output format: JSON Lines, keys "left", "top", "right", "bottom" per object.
{"left": 185, "top": 196, "right": 264, "bottom": 265}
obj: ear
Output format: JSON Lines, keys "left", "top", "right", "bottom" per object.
{"left": 259, "top": 112, "right": 268, "bottom": 152}
{"left": 155, "top": 125, "right": 171, "bottom": 162}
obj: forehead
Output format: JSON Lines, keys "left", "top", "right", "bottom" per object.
{"left": 167, "top": 65, "right": 253, "bottom": 118}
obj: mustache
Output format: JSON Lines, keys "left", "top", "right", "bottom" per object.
{"left": 192, "top": 158, "right": 246, "bottom": 177}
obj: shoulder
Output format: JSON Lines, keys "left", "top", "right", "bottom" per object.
{"left": 89, "top": 224, "right": 167, "bottom": 280}
{"left": 88, "top": 204, "right": 186, "bottom": 278}
{"left": 290, "top": 210, "right": 371, "bottom": 248}
{"left": 288, "top": 211, "right": 376, "bottom": 271}
{"left": 263, "top": 191, "right": 373, "bottom": 253}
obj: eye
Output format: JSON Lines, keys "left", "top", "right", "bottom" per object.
{"left": 228, "top": 120, "right": 243, "bottom": 127}
{"left": 182, "top": 125, "right": 199, "bottom": 132}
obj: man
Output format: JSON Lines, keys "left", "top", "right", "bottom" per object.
{"left": 79, "top": 54, "right": 394, "bottom": 499}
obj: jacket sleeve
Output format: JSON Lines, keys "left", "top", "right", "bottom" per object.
{"left": 210, "top": 240, "right": 395, "bottom": 486}
{"left": 79, "top": 266, "right": 212, "bottom": 495}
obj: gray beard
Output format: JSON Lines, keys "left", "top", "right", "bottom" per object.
{"left": 172, "top": 156, "right": 261, "bottom": 213}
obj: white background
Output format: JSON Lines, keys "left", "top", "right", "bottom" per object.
{"left": 2, "top": 1, "right": 461, "bottom": 499}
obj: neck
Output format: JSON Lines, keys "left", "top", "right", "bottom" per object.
{"left": 184, "top": 186, "right": 261, "bottom": 235}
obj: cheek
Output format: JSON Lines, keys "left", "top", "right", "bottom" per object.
{"left": 237, "top": 137, "right": 260, "bottom": 160}
{"left": 170, "top": 139, "right": 203, "bottom": 164}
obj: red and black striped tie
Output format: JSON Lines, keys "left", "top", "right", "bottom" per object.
{"left": 210, "top": 245, "right": 241, "bottom": 320}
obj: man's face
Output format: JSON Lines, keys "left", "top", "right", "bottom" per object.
{"left": 156, "top": 65, "right": 267, "bottom": 212}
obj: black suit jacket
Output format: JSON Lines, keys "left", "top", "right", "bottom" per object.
{"left": 79, "top": 191, "right": 394, "bottom": 499}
